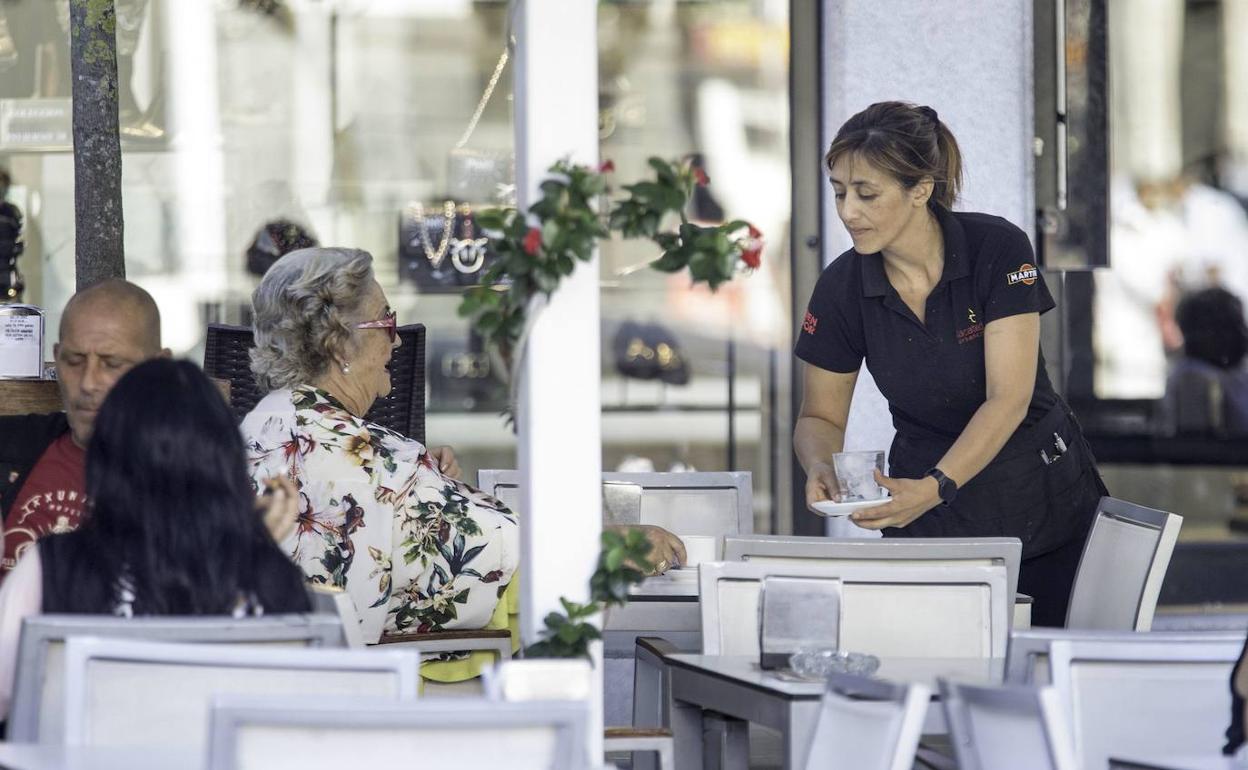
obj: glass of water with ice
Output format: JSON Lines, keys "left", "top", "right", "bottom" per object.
{"left": 830, "top": 451, "right": 886, "bottom": 503}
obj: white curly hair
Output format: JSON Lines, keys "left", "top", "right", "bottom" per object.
{"left": 249, "top": 247, "right": 375, "bottom": 392}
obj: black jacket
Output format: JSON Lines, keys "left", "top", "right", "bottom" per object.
{"left": 0, "top": 413, "right": 69, "bottom": 521}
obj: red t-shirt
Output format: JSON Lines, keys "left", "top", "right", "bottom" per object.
{"left": 2, "top": 433, "right": 88, "bottom": 575}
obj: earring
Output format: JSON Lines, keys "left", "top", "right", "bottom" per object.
{"left": 342, "top": 362, "right": 351, "bottom": 375}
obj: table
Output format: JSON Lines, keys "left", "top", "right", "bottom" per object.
{"left": 666, "top": 653, "right": 1005, "bottom": 770}
{"left": 1110, "top": 756, "right": 1244, "bottom": 770}
{"left": 0, "top": 744, "right": 200, "bottom": 770}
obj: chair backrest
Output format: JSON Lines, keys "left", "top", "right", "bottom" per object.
{"left": 1047, "top": 637, "right": 1242, "bottom": 770}
{"left": 1005, "top": 627, "right": 1247, "bottom": 686}
{"left": 0, "top": 379, "right": 61, "bottom": 416}
{"left": 204, "top": 322, "right": 426, "bottom": 443}
{"left": 1066, "top": 496, "right": 1182, "bottom": 631}
{"left": 206, "top": 695, "right": 587, "bottom": 770}
{"left": 939, "top": 680, "right": 1077, "bottom": 770}
{"left": 62, "top": 637, "right": 419, "bottom": 750}
{"left": 478, "top": 470, "right": 752, "bottom": 562}
{"left": 722, "top": 535, "right": 1022, "bottom": 605}
{"left": 698, "top": 560, "right": 1010, "bottom": 658}
{"left": 9, "top": 612, "right": 346, "bottom": 743}
{"left": 803, "top": 673, "right": 929, "bottom": 770}
{"left": 308, "top": 586, "right": 367, "bottom": 648}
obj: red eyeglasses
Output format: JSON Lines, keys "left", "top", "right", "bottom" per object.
{"left": 355, "top": 309, "right": 397, "bottom": 343}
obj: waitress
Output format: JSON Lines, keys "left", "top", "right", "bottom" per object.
{"left": 794, "top": 101, "right": 1107, "bottom": 627}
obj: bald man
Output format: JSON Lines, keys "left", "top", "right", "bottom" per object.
{"left": 0, "top": 280, "right": 168, "bottom": 574}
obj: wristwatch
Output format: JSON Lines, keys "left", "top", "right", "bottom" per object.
{"left": 925, "top": 468, "right": 958, "bottom": 504}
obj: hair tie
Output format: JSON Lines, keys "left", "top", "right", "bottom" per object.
{"left": 918, "top": 105, "right": 939, "bottom": 125}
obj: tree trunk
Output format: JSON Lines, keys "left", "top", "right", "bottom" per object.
{"left": 69, "top": 0, "right": 125, "bottom": 288}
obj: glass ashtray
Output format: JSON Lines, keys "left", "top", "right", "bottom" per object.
{"left": 786, "top": 648, "right": 880, "bottom": 680}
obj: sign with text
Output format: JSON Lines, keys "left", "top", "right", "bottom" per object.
{"left": 0, "top": 99, "right": 72, "bottom": 150}
{"left": 0, "top": 305, "right": 44, "bottom": 379}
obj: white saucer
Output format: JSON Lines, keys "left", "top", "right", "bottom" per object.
{"left": 810, "top": 495, "right": 891, "bottom": 517}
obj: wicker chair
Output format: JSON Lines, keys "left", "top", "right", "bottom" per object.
{"left": 204, "top": 323, "right": 426, "bottom": 444}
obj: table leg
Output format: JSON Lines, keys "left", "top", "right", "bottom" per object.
{"left": 704, "top": 712, "right": 749, "bottom": 770}
{"left": 671, "top": 696, "right": 705, "bottom": 769}
{"left": 782, "top": 700, "right": 821, "bottom": 770}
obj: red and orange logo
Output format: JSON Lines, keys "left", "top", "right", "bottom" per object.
{"left": 802, "top": 311, "right": 819, "bottom": 335}
{"left": 1007, "top": 263, "right": 1038, "bottom": 286}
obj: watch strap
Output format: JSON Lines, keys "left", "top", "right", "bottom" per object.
{"left": 925, "top": 467, "right": 958, "bottom": 503}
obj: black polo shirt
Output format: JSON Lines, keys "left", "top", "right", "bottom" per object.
{"left": 795, "top": 206, "right": 1058, "bottom": 447}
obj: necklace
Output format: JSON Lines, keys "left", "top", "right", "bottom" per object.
{"left": 451, "top": 203, "right": 488, "bottom": 274}
{"left": 409, "top": 200, "right": 456, "bottom": 268}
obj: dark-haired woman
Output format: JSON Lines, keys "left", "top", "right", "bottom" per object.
{"left": 794, "top": 101, "right": 1107, "bottom": 626}
{"left": 0, "top": 359, "right": 311, "bottom": 718}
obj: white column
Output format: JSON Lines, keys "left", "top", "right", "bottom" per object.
{"left": 157, "top": 0, "right": 227, "bottom": 351}
{"left": 513, "top": 0, "right": 603, "bottom": 757}
{"left": 1223, "top": 0, "right": 1248, "bottom": 195}
{"left": 1108, "top": 0, "right": 1184, "bottom": 182}
{"left": 288, "top": 0, "right": 335, "bottom": 236}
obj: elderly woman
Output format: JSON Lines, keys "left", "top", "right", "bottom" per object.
{"left": 242, "top": 247, "right": 519, "bottom": 644}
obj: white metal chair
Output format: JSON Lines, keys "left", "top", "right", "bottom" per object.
{"left": 722, "top": 534, "right": 1032, "bottom": 630}
{"left": 206, "top": 695, "right": 588, "bottom": 770}
{"left": 803, "top": 673, "right": 930, "bottom": 770}
{"left": 1005, "top": 627, "right": 1247, "bottom": 686}
{"left": 722, "top": 535, "right": 1023, "bottom": 604}
{"left": 1066, "top": 496, "right": 1183, "bottom": 631}
{"left": 8, "top": 612, "right": 345, "bottom": 743}
{"left": 1047, "top": 637, "right": 1242, "bottom": 770}
{"left": 698, "top": 560, "right": 1011, "bottom": 659}
{"left": 479, "top": 469, "right": 753, "bottom": 565}
{"left": 479, "top": 470, "right": 753, "bottom": 768}
{"left": 939, "top": 680, "right": 1077, "bottom": 770}
{"left": 62, "top": 637, "right": 420, "bottom": 750}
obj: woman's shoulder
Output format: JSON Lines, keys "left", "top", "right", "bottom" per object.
{"left": 952, "top": 210, "right": 1032, "bottom": 251}
{"left": 813, "top": 246, "right": 864, "bottom": 288}
{"left": 241, "top": 388, "right": 297, "bottom": 429}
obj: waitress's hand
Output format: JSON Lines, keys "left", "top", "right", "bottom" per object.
{"left": 849, "top": 469, "right": 941, "bottom": 530}
{"left": 805, "top": 461, "right": 840, "bottom": 508}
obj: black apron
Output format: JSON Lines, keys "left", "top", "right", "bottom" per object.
{"left": 884, "top": 399, "right": 1107, "bottom": 559}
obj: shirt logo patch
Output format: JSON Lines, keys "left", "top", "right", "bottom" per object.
{"left": 802, "top": 311, "right": 818, "bottom": 335}
{"left": 958, "top": 323, "right": 984, "bottom": 345}
{"left": 967, "top": 307, "right": 977, "bottom": 324}
{"left": 1007, "top": 263, "right": 1039, "bottom": 286}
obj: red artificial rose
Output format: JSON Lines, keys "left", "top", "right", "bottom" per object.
{"left": 693, "top": 167, "right": 710, "bottom": 186}
{"left": 599, "top": 159, "right": 615, "bottom": 174}
{"left": 741, "top": 244, "right": 762, "bottom": 270}
{"left": 522, "top": 228, "right": 542, "bottom": 255}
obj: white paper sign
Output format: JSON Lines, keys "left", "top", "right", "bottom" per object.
{"left": 0, "top": 314, "right": 42, "bottom": 378}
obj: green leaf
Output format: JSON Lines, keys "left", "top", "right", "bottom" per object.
{"left": 651, "top": 249, "right": 687, "bottom": 273}
{"left": 605, "top": 547, "right": 624, "bottom": 571}
{"left": 475, "top": 209, "right": 509, "bottom": 232}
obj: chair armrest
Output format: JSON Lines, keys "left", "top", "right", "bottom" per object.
{"left": 375, "top": 629, "right": 513, "bottom": 659}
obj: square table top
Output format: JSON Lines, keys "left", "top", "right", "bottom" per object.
{"left": 666, "top": 653, "right": 1005, "bottom": 700}
{"left": 0, "top": 744, "right": 201, "bottom": 770}
{"left": 1109, "top": 756, "right": 1243, "bottom": 770}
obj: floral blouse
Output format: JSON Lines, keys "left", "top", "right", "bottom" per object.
{"left": 242, "top": 386, "right": 519, "bottom": 643}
